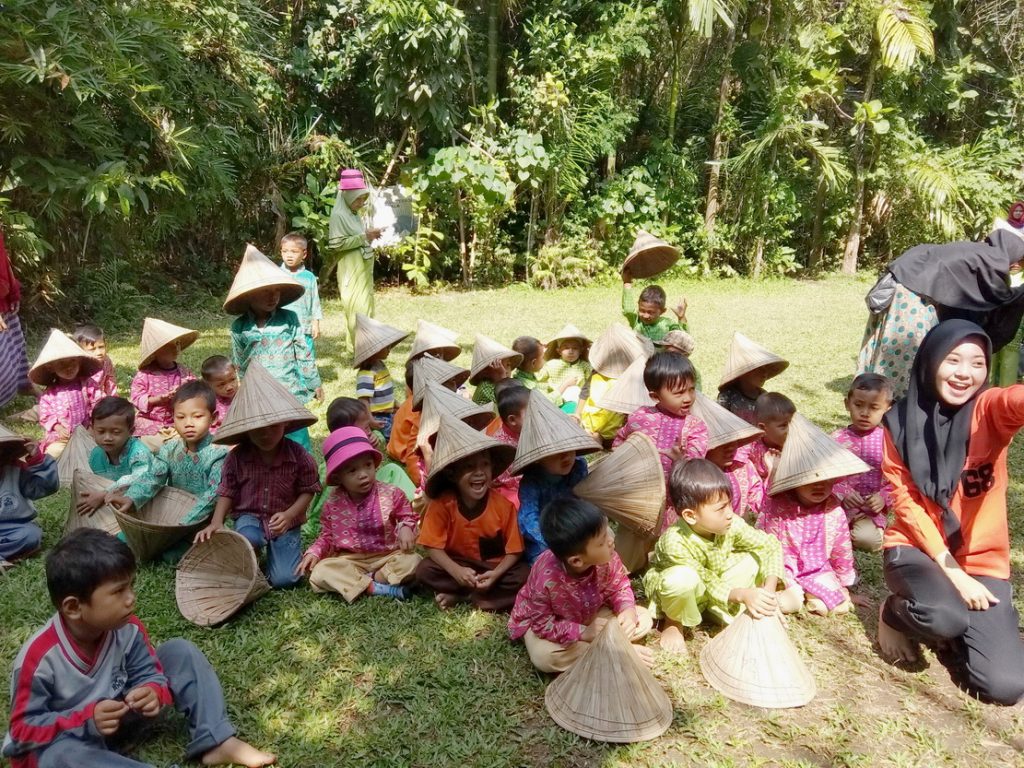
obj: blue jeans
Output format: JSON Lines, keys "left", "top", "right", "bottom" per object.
{"left": 233, "top": 514, "right": 302, "bottom": 588}
{"left": 0, "top": 520, "right": 42, "bottom": 561}
{"left": 374, "top": 412, "right": 394, "bottom": 442}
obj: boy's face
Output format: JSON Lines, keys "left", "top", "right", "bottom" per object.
{"left": 503, "top": 408, "right": 525, "bottom": 435}
{"left": 281, "top": 241, "right": 307, "bottom": 270}
{"left": 538, "top": 450, "right": 576, "bottom": 476}
{"left": 737, "top": 369, "right": 770, "bottom": 397}
{"left": 334, "top": 454, "right": 377, "bottom": 499}
{"left": 53, "top": 359, "right": 81, "bottom": 382}
{"left": 758, "top": 415, "right": 792, "bottom": 449}
{"left": 153, "top": 342, "right": 179, "bottom": 369}
{"left": 206, "top": 367, "right": 239, "bottom": 400}
{"left": 80, "top": 338, "right": 107, "bottom": 361}
{"left": 845, "top": 388, "right": 891, "bottom": 432}
{"left": 683, "top": 492, "right": 734, "bottom": 537}
{"left": 249, "top": 423, "right": 286, "bottom": 452}
{"left": 451, "top": 452, "right": 493, "bottom": 504}
{"left": 567, "top": 522, "right": 615, "bottom": 571}
{"left": 794, "top": 479, "right": 836, "bottom": 507}
{"left": 91, "top": 414, "right": 132, "bottom": 456}
{"left": 66, "top": 573, "right": 137, "bottom": 633}
{"left": 174, "top": 396, "right": 214, "bottom": 445}
{"left": 652, "top": 378, "right": 696, "bottom": 417}
{"left": 355, "top": 406, "right": 373, "bottom": 436}
{"left": 637, "top": 300, "right": 664, "bottom": 325}
{"left": 249, "top": 287, "right": 281, "bottom": 316}
{"left": 558, "top": 340, "right": 582, "bottom": 363}
{"left": 705, "top": 441, "right": 740, "bottom": 470}
{"left": 371, "top": 345, "right": 394, "bottom": 365}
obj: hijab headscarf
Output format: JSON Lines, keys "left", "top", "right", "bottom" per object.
{"left": 883, "top": 319, "right": 992, "bottom": 552}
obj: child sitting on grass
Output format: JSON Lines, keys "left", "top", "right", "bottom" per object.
{"left": 353, "top": 314, "right": 408, "bottom": 441}
{"left": 328, "top": 397, "right": 415, "bottom": 498}
{"left": 72, "top": 323, "right": 117, "bottom": 396}
{"left": 279, "top": 231, "right": 323, "bottom": 361}
{"left": 509, "top": 497, "right": 653, "bottom": 673}
{"left": 201, "top": 355, "right": 239, "bottom": 431}
{"left": 2, "top": 528, "right": 276, "bottom": 768}
{"left": 537, "top": 325, "right": 592, "bottom": 412}
{"left": 621, "top": 276, "right": 688, "bottom": 342}
{"left": 387, "top": 358, "right": 422, "bottom": 486}
{"left": 0, "top": 427, "right": 58, "bottom": 572}
{"left": 748, "top": 392, "right": 796, "bottom": 480}
{"left": 416, "top": 415, "right": 530, "bottom": 611}
{"left": 490, "top": 382, "right": 530, "bottom": 509}
{"left": 511, "top": 335, "right": 560, "bottom": 404}
{"left": 130, "top": 318, "right": 198, "bottom": 451}
{"left": 32, "top": 329, "right": 103, "bottom": 458}
{"left": 717, "top": 332, "right": 789, "bottom": 425}
{"left": 298, "top": 427, "right": 420, "bottom": 602}
{"left": 80, "top": 397, "right": 152, "bottom": 517}
{"left": 697, "top": 393, "right": 765, "bottom": 524}
{"left": 643, "top": 460, "right": 790, "bottom": 657}
{"left": 470, "top": 334, "right": 522, "bottom": 406}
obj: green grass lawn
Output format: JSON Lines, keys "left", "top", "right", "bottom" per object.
{"left": 3, "top": 275, "right": 1024, "bottom": 767}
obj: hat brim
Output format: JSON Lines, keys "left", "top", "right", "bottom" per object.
{"left": 622, "top": 245, "right": 680, "bottom": 280}
{"left": 139, "top": 330, "right": 200, "bottom": 369}
{"left": 212, "top": 414, "right": 318, "bottom": 446}
{"left": 469, "top": 352, "right": 524, "bottom": 385}
{"left": 543, "top": 338, "right": 592, "bottom": 362}
{"left": 29, "top": 355, "right": 103, "bottom": 387}
{"left": 412, "top": 370, "right": 471, "bottom": 409}
{"left": 353, "top": 331, "right": 410, "bottom": 369}
{"left": 424, "top": 444, "right": 516, "bottom": 498}
{"left": 409, "top": 343, "right": 461, "bottom": 362}
{"left": 718, "top": 360, "right": 789, "bottom": 390}
{"left": 325, "top": 443, "right": 383, "bottom": 481}
{"left": 223, "top": 282, "right": 305, "bottom": 315}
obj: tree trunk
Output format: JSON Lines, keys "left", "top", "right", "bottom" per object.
{"left": 808, "top": 176, "right": 828, "bottom": 271}
{"left": 842, "top": 65, "right": 876, "bottom": 275}
{"left": 457, "top": 194, "right": 470, "bottom": 286}
{"left": 487, "top": 0, "right": 500, "bottom": 100}
{"left": 704, "top": 24, "right": 737, "bottom": 237}
{"left": 666, "top": 25, "right": 685, "bottom": 145}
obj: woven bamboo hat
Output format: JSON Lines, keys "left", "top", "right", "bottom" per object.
{"left": 29, "top": 329, "right": 102, "bottom": 386}
{"left": 589, "top": 323, "right": 649, "bottom": 378}
{"left": 718, "top": 332, "right": 789, "bottom": 390}
{"left": 699, "top": 611, "right": 816, "bottom": 708}
{"left": 176, "top": 529, "right": 270, "bottom": 626}
{"left": 417, "top": 381, "right": 494, "bottom": 450}
{"left": 66, "top": 470, "right": 121, "bottom": 537}
{"left": 212, "top": 361, "right": 316, "bottom": 445}
{"left": 545, "top": 619, "right": 672, "bottom": 742}
{"left": 138, "top": 318, "right": 199, "bottom": 369}
{"left": 424, "top": 414, "right": 516, "bottom": 498}
{"left": 115, "top": 487, "right": 207, "bottom": 562}
{"left": 691, "top": 392, "right": 763, "bottom": 450}
{"left": 543, "top": 324, "right": 592, "bottom": 362}
{"left": 508, "top": 389, "right": 601, "bottom": 475}
{"left": 469, "top": 334, "right": 523, "bottom": 385}
{"left": 411, "top": 354, "right": 470, "bottom": 409}
{"left": 574, "top": 433, "right": 665, "bottom": 536}
{"left": 353, "top": 314, "right": 409, "bottom": 369}
{"left": 409, "top": 319, "right": 461, "bottom": 361}
{"left": 598, "top": 356, "right": 654, "bottom": 415}
{"left": 223, "top": 244, "right": 304, "bottom": 315}
{"left": 57, "top": 425, "right": 97, "bottom": 488}
{"left": 768, "top": 413, "right": 870, "bottom": 496}
{"left": 655, "top": 329, "right": 696, "bottom": 356}
{"left": 621, "top": 230, "right": 680, "bottom": 280}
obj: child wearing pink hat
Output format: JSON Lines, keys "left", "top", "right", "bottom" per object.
{"left": 296, "top": 427, "right": 420, "bottom": 601}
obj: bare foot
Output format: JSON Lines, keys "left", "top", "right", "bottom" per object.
{"left": 632, "top": 644, "right": 655, "bottom": 668}
{"left": 850, "top": 591, "right": 872, "bottom": 609}
{"left": 202, "top": 736, "right": 276, "bottom": 767}
{"left": 805, "top": 597, "right": 828, "bottom": 616}
{"left": 658, "top": 625, "right": 688, "bottom": 657}
{"left": 831, "top": 599, "right": 853, "bottom": 616}
{"left": 435, "top": 592, "right": 467, "bottom": 610}
{"left": 877, "top": 604, "right": 920, "bottom": 664}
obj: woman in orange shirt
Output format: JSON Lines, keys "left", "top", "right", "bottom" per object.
{"left": 878, "top": 319, "right": 1024, "bottom": 704}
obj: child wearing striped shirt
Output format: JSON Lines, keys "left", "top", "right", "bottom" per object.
{"left": 355, "top": 345, "right": 398, "bottom": 441}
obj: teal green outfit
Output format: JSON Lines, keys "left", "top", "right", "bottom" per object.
{"left": 327, "top": 189, "right": 375, "bottom": 349}
{"left": 87, "top": 438, "right": 153, "bottom": 510}
{"left": 134, "top": 435, "right": 228, "bottom": 525}
{"left": 622, "top": 285, "right": 688, "bottom": 342}
{"left": 280, "top": 264, "right": 323, "bottom": 363}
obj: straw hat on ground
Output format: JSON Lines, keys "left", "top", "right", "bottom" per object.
{"left": 469, "top": 334, "right": 523, "bottom": 385}
{"left": 589, "top": 323, "right": 649, "bottom": 378}
{"left": 138, "top": 318, "right": 199, "bottom": 369}
{"left": 115, "top": 487, "right": 207, "bottom": 562}
{"left": 655, "top": 329, "right": 696, "bottom": 357}
{"left": 411, "top": 355, "right": 470, "bottom": 409}
{"left": 544, "top": 324, "right": 592, "bottom": 361}
{"left": 175, "top": 529, "right": 270, "bottom": 626}
{"left": 66, "top": 470, "right": 120, "bottom": 537}
{"left": 353, "top": 314, "right": 409, "bottom": 369}
{"left": 409, "top": 319, "right": 461, "bottom": 361}
{"left": 417, "top": 381, "right": 494, "bottom": 450}
{"left": 621, "top": 230, "right": 680, "bottom": 280}
{"left": 691, "top": 392, "right": 763, "bottom": 451}
{"left": 699, "top": 611, "right": 816, "bottom": 708}
{"left": 718, "top": 332, "right": 789, "bottom": 390}
{"left": 29, "top": 329, "right": 102, "bottom": 386}
{"left": 545, "top": 620, "right": 672, "bottom": 742}
{"left": 57, "top": 425, "right": 96, "bottom": 488}
{"left": 212, "top": 361, "right": 316, "bottom": 445}
{"left": 573, "top": 433, "right": 665, "bottom": 536}
{"left": 768, "top": 413, "right": 870, "bottom": 496}
{"left": 223, "top": 244, "right": 304, "bottom": 315}
{"left": 508, "top": 389, "right": 601, "bottom": 475}
{"left": 424, "top": 414, "right": 516, "bottom": 498}
{"left": 598, "top": 356, "right": 654, "bottom": 415}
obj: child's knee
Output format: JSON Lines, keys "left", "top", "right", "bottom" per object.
{"left": 658, "top": 566, "right": 702, "bottom": 599}
{"left": 851, "top": 520, "right": 883, "bottom": 552}
{"left": 157, "top": 637, "right": 207, "bottom": 678}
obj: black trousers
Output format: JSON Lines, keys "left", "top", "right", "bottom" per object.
{"left": 882, "top": 546, "right": 1024, "bottom": 705}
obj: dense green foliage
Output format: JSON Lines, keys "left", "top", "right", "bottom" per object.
{"left": 2, "top": 0, "right": 1022, "bottom": 319}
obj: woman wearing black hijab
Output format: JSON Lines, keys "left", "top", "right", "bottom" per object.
{"left": 878, "top": 319, "right": 1024, "bottom": 704}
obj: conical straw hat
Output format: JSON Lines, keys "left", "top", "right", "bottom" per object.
{"left": 544, "top": 324, "right": 592, "bottom": 361}
{"left": 29, "top": 329, "right": 102, "bottom": 386}
{"left": 138, "top": 318, "right": 199, "bottom": 369}
{"left": 469, "top": 334, "right": 523, "bottom": 384}
{"left": 589, "top": 323, "right": 649, "bottom": 378}
{"left": 417, "top": 381, "right": 495, "bottom": 450}
{"left": 114, "top": 487, "right": 208, "bottom": 562}
{"left": 699, "top": 611, "right": 816, "bottom": 708}
{"left": 691, "top": 392, "right": 763, "bottom": 450}
{"left": 573, "top": 433, "right": 665, "bottom": 536}
{"left": 718, "top": 332, "right": 789, "bottom": 390}
{"left": 545, "top": 619, "right": 672, "bottom": 742}
{"left": 424, "top": 414, "right": 516, "bottom": 498}
{"left": 223, "top": 244, "right": 304, "bottom": 315}
{"left": 598, "top": 356, "right": 654, "bottom": 415}
{"left": 768, "top": 413, "right": 870, "bottom": 496}
{"left": 175, "top": 529, "right": 270, "bottom": 626}
{"left": 66, "top": 470, "right": 121, "bottom": 537}
{"left": 212, "top": 361, "right": 316, "bottom": 445}
{"left": 508, "top": 389, "right": 601, "bottom": 475}
{"left": 411, "top": 355, "right": 470, "bottom": 408}
{"left": 57, "top": 425, "right": 96, "bottom": 488}
{"left": 353, "top": 314, "right": 409, "bottom": 369}
{"left": 409, "top": 319, "right": 461, "bottom": 361}
{"left": 621, "top": 230, "right": 680, "bottom": 280}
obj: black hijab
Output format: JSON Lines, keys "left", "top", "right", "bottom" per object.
{"left": 883, "top": 319, "right": 992, "bottom": 552}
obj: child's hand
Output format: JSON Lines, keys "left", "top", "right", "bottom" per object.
{"left": 76, "top": 490, "right": 106, "bottom": 516}
{"left": 369, "top": 415, "right": 384, "bottom": 430}
{"left": 673, "top": 297, "right": 688, "bottom": 322}
{"left": 736, "top": 587, "right": 778, "bottom": 619}
{"left": 158, "top": 426, "right": 178, "bottom": 440}
{"left": 453, "top": 566, "right": 479, "bottom": 589}
{"left": 55, "top": 424, "right": 70, "bottom": 441}
{"left": 865, "top": 493, "right": 885, "bottom": 514}
{"left": 475, "top": 570, "right": 499, "bottom": 592}
{"left": 194, "top": 522, "right": 222, "bottom": 544}
{"left": 296, "top": 551, "right": 319, "bottom": 577}
{"left": 314, "top": 387, "right": 325, "bottom": 402}
{"left": 93, "top": 698, "right": 130, "bottom": 736}
{"left": 124, "top": 685, "right": 161, "bottom": 717}
{"left": 660, "top": 444, "right": 687, "bottom": 464}
{"left": 840, "top": 490, "right": 864, "bottom": 511}
{"left": 366, "top": 227, "right": 383, "bottom": 242}
{"left": 763, "top": 449, "right": 780, "bottom": 476}
{"left": 267, "top": 510, "right": 295, "bottom": 537}
{"left": 312, "top": 320, "right": 321, "bottom": 340}
{"left": 581, "top": 617, "right": 608, "bottom": 642}
{"left": 397, "top": 526, "right": 417, "bottom": 553}
{"left": 617, "top": 607, "right": 639, "bottom": 637}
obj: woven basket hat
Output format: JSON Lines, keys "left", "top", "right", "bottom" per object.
{"left": 417, "top": 381, "right": 495, "bottom": 450}
{"left": 691, "top": 391, "right": 763, "bottom": 451}
{"left": 212, "top": 361, "right": 316, "bottom": 445}
{"left": 409, "top": 319, "right": 461, "bottom": 361}
{"left": 29, "top": 329, "right": 103, "bottom": 386}
{"left": 353, "top": 314, "right": 409, "bottom": 369}
{"left": 424, "top": 413, "right": 516, "bottom": 498}
{"left": 589, "top": 323, "right": 649, "bottom": 378}
{"left": 545, "top": 619, "right": 672, "bottom": 742}
{"left": 621, "top": 230, "right": 680, "bottom": 280}
{"left": 57, "top": 425, "right": 97, "bottom": 488}
{"left": 598, "top": 356, "right": 654, "bottom": 415}
{"left": 175, "top": 529, "right": 270, "bottom": 626}
{"left": 469, "top": 334, "right": 523, "bottom": 385}
{"left": 543, "top": 324, "right": 592, "bottom": 362}
{"left": 115, "top": 487, "right": 207, "bottom": 562}
{"left": 768, "top": 413, "right": 870, "bottom": 496}
{"left": 138, "top": 318, "right": 199, "bottom": 369}
{"left": 223, "top": 244, "right": 304, "bottom": 315}
{"left": 411, "top": 354, "right": 470, "bottom": 409}
{"left": 699, "top": 611, "right": 816, "bottom": 709}
{"left": 508, "top": 389, "right": 601, "bottom": 475}
{"left": 66, "top": 470, "right": 121, "bottom": 537}
{"left": 573, "top": 433, "right": 665, "bottom": 536}
{"left": 718, "top": 332, "right": 789, "bottom": 390}
{"left": 655, "top": 329, "right": 696, "bottom": 357}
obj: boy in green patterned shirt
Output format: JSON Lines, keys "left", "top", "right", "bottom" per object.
{"left": 621, "top": 270, "right": 688, "bottom": 342}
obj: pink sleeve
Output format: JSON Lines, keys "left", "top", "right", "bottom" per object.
{"left": 684, "top": 415, "right": 708, "bottom": 459}
{"left": 601, "top": 554, "right": 636, "bottom": 614}
{"left": 508, "top": 561, "right": 584, "bottom": 645}
{"left": 37, "top": 390, "right": 61, "bottom": 433}
{"left": 611, "top": 417, "right": 633, "bottom": 450}
{"left": 390, "top": 486, "right": 418, "bottom": 530}
{"left": 747, "top": 466, "right": 765, "bottom": 520}
{"left": 306, "top": 493, "right": 339, "bottom": 561}
{"left": 129, "top": 372, "right": 150, "bottom": 414}
{"left": 828, "top": 506, "right": 857, "bottom": 587}
{"left": 759, "top": 508, "right": 798, "bottom": 582}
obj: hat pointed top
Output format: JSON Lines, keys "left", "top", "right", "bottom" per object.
{"left": 212, "top": 361, "right": 316, "bottom": 445}
{"left": 411, "top": 355, "right": 470, "bottom": 408}
{"left": 223, "top": 244, "right": 305, "bottom": 315}
{"left": 573, "top": 433, "right": 665, "bottom": 535}
{"left": 469, "top": 334, "right": 523, "bottom": 384}
{"left": 29, "top": 329, "right": 102, "bottom": 386}
{"left": 598, "top": 356, "right": 654, "bottom": 415}
{"left": 768, "top": 413, "right": 870, "bottom": 495}
{"left": 718, "top": 332, "right": 789, "bottom": 390}
{"left": 691, "top": 391, "right": 763, "bottom": 450}
{"left": 508, "top": 389, "right": 600, "bottom": 475}
{"left": 138, "top": 317, "right": 199, "bottom": 369}
{"left": 589, "top": 323, "right": 649, "bottom": 378}
{"left": 409, "top": 319, "right": 461, "bottom": 361}
{"left": 417, "top": 381, "right": 495, "bottom": 449}
{"left": 353, "top": 314, "right": 409, "bottom": 368}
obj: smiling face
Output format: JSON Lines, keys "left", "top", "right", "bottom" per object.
{"left": 637, "top": 300, "right": 664, "bottom": 325}
{"left": 91, "top": 413, "right": 132, "bottom": 458}
{"left": 794, "top": 479, "right": 836, "bottom": 507}
{"left": 450, "top": 452, "right": 493, "bottom": 506}
{"left": 334, "top": 454, "right": 377, "bottom": 500}
{"left": 934, "top": 338, "right": 988, "bottom": 407}
{"left": 173, "top": 396, "right": 213, "bottom": 447}
{"left": 845, "top": 388, "right": 891, "bottom": 432}
{"left": 652, "top": 377, "right": 696, "bottom": 417}
{"left": 52, "top": 359, "right": 81, "bottom": 382}
{"left": 683, "top": 492, "right": 734, "bottom": 537}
